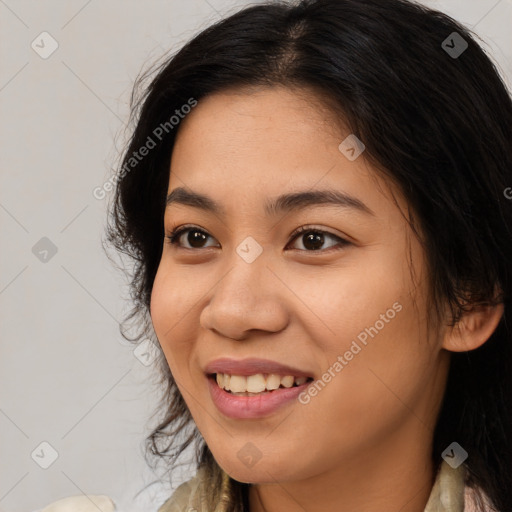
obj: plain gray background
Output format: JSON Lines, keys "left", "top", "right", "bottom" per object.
{"left": 1, "top": 1, "right": 511, "bottom": 511}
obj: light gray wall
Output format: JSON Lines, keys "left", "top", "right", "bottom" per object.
{"left": 0, "top": 1, "right": 510, "bottom": 511}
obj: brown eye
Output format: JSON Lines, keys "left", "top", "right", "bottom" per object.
{"left": 288, "top": 227, "right": 350, "bottom": 252}
{"left": 166, "top": 226, "right": 218, "bottom": 249}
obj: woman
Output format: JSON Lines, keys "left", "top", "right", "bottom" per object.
{"left": 40, "top": 0, "right": 512, "bottom": 510}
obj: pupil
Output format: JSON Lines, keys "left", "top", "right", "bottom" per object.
{"left": 189, "top": 230, "right": 206, "bottom": 248}
{"left": 304, "top": 232, "right": 323, "bottom": 250}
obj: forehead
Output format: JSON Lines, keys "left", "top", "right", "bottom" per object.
{"left": 175, "top": 85, "right": 347, "bottom": 143}
{"left": 167, "top": 86, "right": 406, "bottom": 222}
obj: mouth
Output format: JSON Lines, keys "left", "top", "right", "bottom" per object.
{"left": 206, "top": 371, "right": 314, "bottom": 419}
{"left": 203, "top": 358, "right": 316, "bottom": 418}
{"left": 207, "top": 372, "right": 314, "bottom": 396}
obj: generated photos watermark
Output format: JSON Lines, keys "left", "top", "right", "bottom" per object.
{"left": 298, "top": 301, "right": 403, "bottom": 404}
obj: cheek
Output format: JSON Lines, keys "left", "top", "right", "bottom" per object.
{"left": 150, "top": 266, "right": 195, "bottom": 371}
{"left": 292, "top": 246, "right": 432, "bottom": 410}
{"left": 149, "top": 268, "right": 171, "bottom": 340}
{"left": 288, "top": 250, "right": 411, "bottom": 346}
{"left": 313, "top": 294, "right": 434, "bottom": 437}
{"left": 150, "top": 262, "right": 197, "bottom": 331}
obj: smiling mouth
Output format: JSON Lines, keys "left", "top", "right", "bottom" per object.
{"left": 208, "top": 372, "right": 314, "bottom": 396}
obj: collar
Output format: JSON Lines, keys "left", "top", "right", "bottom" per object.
{"left": 424, "top": 460, "right": 467, "bottom": 512}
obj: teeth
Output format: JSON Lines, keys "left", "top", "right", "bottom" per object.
{"left": 281, "top": 375, "right": 294, "bottom": 388}
{"left": 229, "top": 375, "right": 246, "bottom": 393}
{"left": 266, "top": 374, "right": 281, "bottom": 390}
{"left": 214, "top": 373, "right": 310, "bottom": 393}
{"left": 247, "top": 374, "right": 266, "bottom": 393}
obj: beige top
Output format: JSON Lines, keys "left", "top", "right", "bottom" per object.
{"left": 38, "top": 460, "right": 490, "bottom": 512}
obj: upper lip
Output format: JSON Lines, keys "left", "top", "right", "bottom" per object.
{"left": 204, "top": 357, "right": 314, "bottom": 378}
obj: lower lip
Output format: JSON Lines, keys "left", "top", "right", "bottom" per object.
{"left": 206, "top": 375, "right": 311, "bottom": 419}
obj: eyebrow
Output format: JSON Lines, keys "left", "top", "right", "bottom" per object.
{"left": 165, "top": 186, "right": 375, "bottom": 217}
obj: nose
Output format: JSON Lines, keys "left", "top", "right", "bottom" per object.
{"left": 199, "top": 255, "right": 289, "bottom": 340}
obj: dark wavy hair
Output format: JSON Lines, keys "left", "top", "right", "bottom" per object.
{"left": 104, "top": 0, "right": 512, "bottom": 509}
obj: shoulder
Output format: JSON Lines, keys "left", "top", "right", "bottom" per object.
{"left": 38, "top": 495, "right": 116, "bottom": 512}
{"left": 157, "top": 471, "right": 203, "bottom": 512}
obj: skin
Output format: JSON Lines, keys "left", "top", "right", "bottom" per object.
{"left": 150, "top": 85, "right": 504, "bottom": 512}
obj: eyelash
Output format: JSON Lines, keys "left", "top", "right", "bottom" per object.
{"left": 164, "top": 224, "right": 350, "bottom": 253}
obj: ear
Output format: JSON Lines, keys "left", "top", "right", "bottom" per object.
{"left": 442, "top": 301, "right": 504, "bottom": 352}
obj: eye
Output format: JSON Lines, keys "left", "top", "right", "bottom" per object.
{"left": 165, "top": 224, "right": 218, "bottom": 249}
{"left": 165, "top": 224, "right": 350, "bottom": 252}
{"left": 287, "top": 225, "right": 350, "bottom": 252}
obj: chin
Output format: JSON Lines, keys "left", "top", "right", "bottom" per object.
{"left": 215, "top": 452, "right": 300, "bottom": 484}
{"left": 227, "top": 466, "right": 287, "bottom": 485}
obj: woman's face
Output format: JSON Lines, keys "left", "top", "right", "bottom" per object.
{"left": 150, "top": 86, "right": 450, "bottom": 485}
